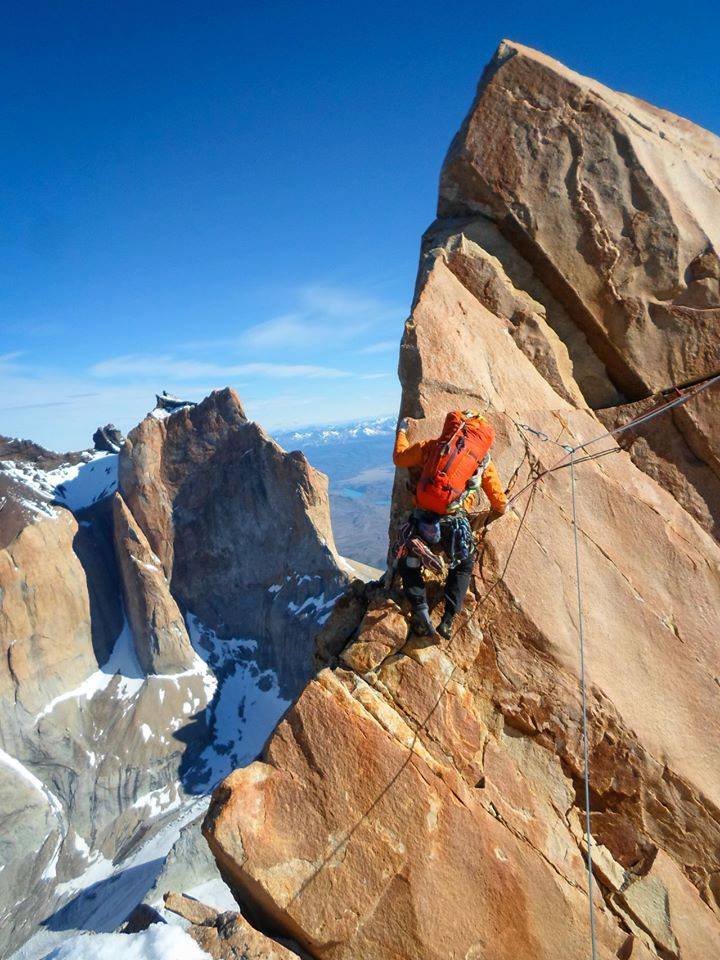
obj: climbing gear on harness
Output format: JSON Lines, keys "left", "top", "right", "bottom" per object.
{"left": 416, "top": 411, "right": 495, "bottom": 515}
{"left": 441, "top": 514, "right": 475, "bottom": 568}
{"left": 391, "top": 515, "right": 446, "bottom": 576}
{"left": 414, "top": 510, "right": 441, "bottom": 544}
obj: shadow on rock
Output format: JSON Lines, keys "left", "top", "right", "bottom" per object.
{"left": 40, "top": 858, "right": 165, "bottom": 934}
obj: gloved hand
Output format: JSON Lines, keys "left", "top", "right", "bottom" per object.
{"left": 488, "top": 502, "right": 508, "bottom": 522}
{"left": 397, "top": 417, "right": 410, "bottom": 433}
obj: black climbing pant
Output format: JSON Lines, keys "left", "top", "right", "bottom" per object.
{"left": 399, "top": 519, "right": 475, "bottom": 619}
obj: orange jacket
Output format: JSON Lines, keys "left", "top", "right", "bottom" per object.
{"left": 393, "top": 427, "right": 507, "bottom": 514}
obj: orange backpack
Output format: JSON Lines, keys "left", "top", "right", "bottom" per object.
{"left": 416, "top": 411, "right": 495, "bottom": 515}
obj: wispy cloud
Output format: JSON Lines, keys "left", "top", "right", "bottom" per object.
{"left": 0, "top": 280, "right": 402, "bottom": 450}
{"left": 183, "top": 283, "right": 404, "bottom": 353}
{"left": 357, "top": 339, "right": 397, "bottom": 355}
{"left": 89, "top": 354, "right": 351, "bottom": 380}
{"left": 0, "top": 351, "right": 25, "bottom": 372}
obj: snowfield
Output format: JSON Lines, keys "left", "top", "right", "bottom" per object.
{"left": 0, "top": 451, "right": 118, "bottom": 515}
{"left": 10, "top": 610, "right": 291, "bottom": 960}
{"left": 43, "top": 924, "right": 211, "bottom": 960}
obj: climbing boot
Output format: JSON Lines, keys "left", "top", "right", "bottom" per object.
{"left": 410, "top": 607, "right": 436, "bottom": 637}
{"left": 437, "top": 613, "right": 455, "bottom": 640}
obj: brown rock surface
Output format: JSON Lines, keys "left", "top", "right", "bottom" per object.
{"left": 0, "top": 510, "right": 117, "bottom": 715}
{"left": 113, "top": 492, "right": 196, "bottom": 674}
{"left": 165, "top": 892, "right": 302, "bottom": 959}
{"left": 438, "top": 39, "right": 720, "bottom": 535}
{"left": 204, "top": 45, "right": 720, "bottom": 960}
{"left": 119, "top": 388, "right": 347, "bottom": 690}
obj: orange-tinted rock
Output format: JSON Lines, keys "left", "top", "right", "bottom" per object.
{"left": 204, "top": 44, "right": 720, "bottom": 960}
{"left": 0, "top": 511, "right": 115, "bottom": 715}
{"left": 165, "top": 892, "right": 300, "bottom": 959}
{"left": 113, "top": 493, "right": 196, "bottom": 674}
{"left": 119, "top": 388, "right": 347, "bottom": 690}
{"left": 439, "top": 40, "right": 720, "bottom": 536}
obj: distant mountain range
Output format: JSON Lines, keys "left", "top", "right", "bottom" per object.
{"left": 274, "top": 415, "right": 395, "bottom": 447}
{"left": 273, "top": 416, "right": 396, "bottom": 569}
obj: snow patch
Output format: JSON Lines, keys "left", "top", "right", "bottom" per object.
{"left": 0, "top": 748, "right": 64, "bottom": 821}
{"left": 0, "top": 452, "right": 118, "bottom": 515}
{"left": 287, "top": 590, "right": 338, "bottom": 622}
{"left": 72, "top": 834, "right": 91, "bottom": 858}
{"left": 185, "top": 615, "right": 290, "bottom": 788}
{"left": 42, "top": 924, "right": 211, "bottom": 960}
{"left": 132, "top": 784, "right": 181, "bottom": 818}
{"left": 34, "top": 620, "right": 144, "bottom": 721}
{"left": 183, "top": 878, "right": 238, "bottom": 914}
{"left": 55, "top": 851, "right": 114, "bottom": 897}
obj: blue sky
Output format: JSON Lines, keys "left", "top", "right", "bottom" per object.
{"left": 2, "top": 1, "right": 719, "bottom": 450}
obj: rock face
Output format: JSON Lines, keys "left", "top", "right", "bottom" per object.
{"left": 113, "top": 493, "right": 197, "bottom": 674}
{"left": 120, "top": 388, "right": 347, "bottom": 691}
{"left": 0, "top": 389, "right": 347, "bottom": 956}
{"left": 204, "top": 44, "right": 720, "bottom": 960}
{"left": 436, "top": 39, "right": 720, "bottom": 537}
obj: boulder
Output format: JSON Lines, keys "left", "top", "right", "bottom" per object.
{"left": 93, "top": 423, "right": 125, "bottom": 454}
{"left": 164, "top": 892, "right": 303, "bottom": 959}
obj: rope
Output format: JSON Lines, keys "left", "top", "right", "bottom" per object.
{"left": 508, "top": 372, "right": 720, "bottom": 508}
{"left": 514, "top": 421, "right": 573, "bottom": 452}
{"left": 298, "top": 372, "right": 719, "bottom": 920}
{"left": 510, "top": 371, "right": 720, "bottom": 959}
{"left": 574, "top": 373, "right": 720, "bottom": 453}
{"left": 570, "top": 452, "right": 598, "bottom": 960}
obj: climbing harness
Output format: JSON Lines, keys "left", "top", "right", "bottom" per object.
{"left": 391, "top": 515, "right": 446, "bottom": 576}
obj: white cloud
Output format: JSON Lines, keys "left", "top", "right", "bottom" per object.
{"left": 0, "top": 279, "right": 403, "bottom": 450}
{"left": 89, "top": 355, "right": 351, "bottom": 380}
{"left": 299, "top": 283, "right": 400, "bottom": 321}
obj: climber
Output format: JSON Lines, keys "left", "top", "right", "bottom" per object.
{"left": 392, "top": 411, "right": 508, "bottom": 640}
